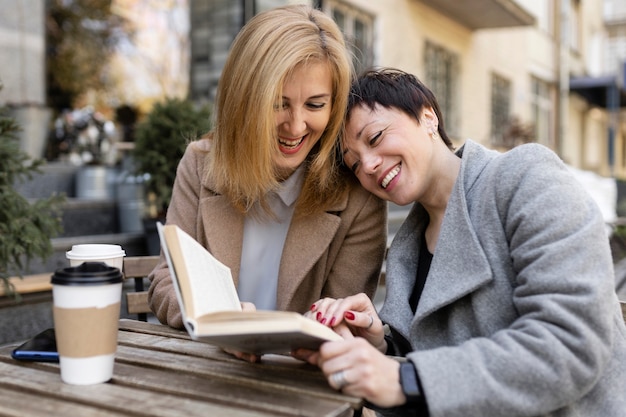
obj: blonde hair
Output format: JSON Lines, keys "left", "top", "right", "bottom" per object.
{"left": 207, "top": 4, "right": 353, "bottom": 216}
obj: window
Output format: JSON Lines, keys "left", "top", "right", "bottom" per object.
{"left": 424, "top": 41, "right": 460, "bottom": 137}
{"left": 569, "top": 0, "right": 581, "bottom": 51}
{"left": 323, "top": 1, "right": 374, "bottom": 74}
{"left": 530, "top": 76, "right": 553, "bottom": 147}
{"left": 490, "top": 73, "right": 512, "bottom": 146}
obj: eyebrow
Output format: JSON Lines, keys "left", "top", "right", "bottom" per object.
{"left": 354, "top": 120, "right": 377, "bottom": 141}
{"left": 282, "top": 93, "right": 332, "bottom": 100}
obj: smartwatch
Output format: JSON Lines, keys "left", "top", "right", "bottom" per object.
{"left": 399, "top": 361, "right": 423, "bottom": 404}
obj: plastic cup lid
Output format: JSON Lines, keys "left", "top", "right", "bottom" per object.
{"left": 66, "top": 244, "right": 126, "bottom": 260}
{"left": 51, "top": 262, "right": 123, "bottom": 286}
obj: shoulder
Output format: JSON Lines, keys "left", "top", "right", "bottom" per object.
{"left": 324, "top": 174, "right": 385, "bottom": 218}
{"left": 462, "top": 140, "right": 561, "bottom": 172}
{"left": 179, "top": 136, "right": 212, "bottom": 170}
{"left": 462, "top": 140, "right": 566, "bottom": 187}
{"left": 500, "top": 142, "right": 562, "bottom": 167}
{"left": 344, "top": 177, "right": 387, "bottom": 224}
{"left": 174, "top": 136, "right": 216, "bottom": 188}
{"left": 346, "top": 175, "right": 385, "bottom": 208}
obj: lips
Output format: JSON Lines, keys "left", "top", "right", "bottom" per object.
{"left": 381, "top": 164, "right": 400, "bottom": 189}
{"left": 278, "top": 135, "right": 306, "bottom": 155}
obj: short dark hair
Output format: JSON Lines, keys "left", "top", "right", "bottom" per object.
{"left": 346, "top": 68, "right": 454, "bottom": 149}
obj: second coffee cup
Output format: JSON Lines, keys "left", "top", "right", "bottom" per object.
{"left": 66, "top": 244, "right": 126, "bottom": 270}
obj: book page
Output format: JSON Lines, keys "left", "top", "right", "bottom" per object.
{"left": 161, "top": 224, "right": 241, "bottom": 321}
{"left": 194, "top": 310, "right": 342, "bottom": 354}
{"left": 197, "top": 310, "right": 341, "bottom": 341}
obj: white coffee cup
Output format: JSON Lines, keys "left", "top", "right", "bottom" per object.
{"left": 51, "top": 262, "right": 123, "bottom": 385}
{"left": 66, "top": 244, "right": 126, "bottom": 270}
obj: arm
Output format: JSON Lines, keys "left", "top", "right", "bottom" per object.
{"left": 411, "top": 146, "right": 617, "bottom": 415}
{"left": 303, "top": 294, "right": 425, "bottom": 412}
{"left": 148, "top": 140, "right": 206, "bottom": 328}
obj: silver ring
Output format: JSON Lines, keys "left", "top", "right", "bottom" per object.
{"left": 330, "top": 370, "right": 348, "bottom": 389}
{"left": 366, "top": 315, "right": 374, "bottom": 329}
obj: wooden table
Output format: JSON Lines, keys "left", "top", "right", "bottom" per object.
{"left": 0, "top": 319, "right": 363, "bottom": 417}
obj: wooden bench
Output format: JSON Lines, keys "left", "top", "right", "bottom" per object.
{"left": 123, "top": 255, "right": 160, "bottom": 321}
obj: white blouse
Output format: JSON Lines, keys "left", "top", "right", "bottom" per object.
{"left": 237, "top": 165, "right": 305, "bottom": 310}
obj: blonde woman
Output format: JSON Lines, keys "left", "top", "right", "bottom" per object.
{"left": 148, "top": 5, "right": 387, "bottom": 357}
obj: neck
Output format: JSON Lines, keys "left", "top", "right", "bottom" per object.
{"left": 421, "top": 149, "right": 461, "bottom": 251}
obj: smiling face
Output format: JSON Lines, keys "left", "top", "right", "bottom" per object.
{"left": 343, "top": 103, "right": 442, "bottom": 206}
{"left": 273, "top": 61, "right": 333, "bottom": 179}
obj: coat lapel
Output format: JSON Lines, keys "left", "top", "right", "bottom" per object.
{"left": 275, "top": 198, "right": 345, "bottom": 310}
{"left": 416, "top": 142, "right": 493, "bottom": 320}
{"left": 414, "top": 190, "right": 493, "bottom": 321}
{"left": 381, "top": 140, "right": 494, "bottom": 336}
{"left": 199, "top": 195, "right": 244, "bottom": 287}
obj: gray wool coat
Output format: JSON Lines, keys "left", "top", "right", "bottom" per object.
{"left": 379, "top": 140, "right": 626, "bottom": 417}
{"left": 149, "top": 138, "right": 387, "bottom": 329}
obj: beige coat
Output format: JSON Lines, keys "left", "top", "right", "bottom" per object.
{"left": 148, "top": 139, "right": 387, "bottom": 328}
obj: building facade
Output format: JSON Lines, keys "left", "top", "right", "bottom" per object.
{"left": 189, "top": 0, "right": 626, "bottom": 182}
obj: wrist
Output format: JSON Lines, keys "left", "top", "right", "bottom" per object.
{"left": 399, "top": 361, "right": 424, "bottom": 405}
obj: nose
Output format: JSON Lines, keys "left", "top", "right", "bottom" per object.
{"left": 282, "top": 108, "right": 306, "bottom": 136}
{"left": 361, "top": 151, "right": 381, "bottom": 175}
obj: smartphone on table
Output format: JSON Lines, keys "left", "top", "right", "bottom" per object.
{"left": 11, "top": 328, "right": 59, "bottom": 362}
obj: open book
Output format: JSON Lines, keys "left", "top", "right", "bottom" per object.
{"left": 156, "top": 222, "right": 342, "bottom": 354}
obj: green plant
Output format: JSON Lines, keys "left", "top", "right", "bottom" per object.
{"left": 132, "top": 98, "right": 211, "bottom": 219}
{"left": 0, "top": 102, "right": 65, "bottom": 299}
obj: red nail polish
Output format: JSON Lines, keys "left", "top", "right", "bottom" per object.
{"left": 321, "top": 318, "right": 327, "bottom": 325}
{"left": 344, "top": 311, "right": 355, "bottom": 320}
{"left": 310, "top": 304, "right": 316, "bottom": 311}
{"left": 316, "top": 312, "right": 322, "bottom": 321}
{"left": 329, "top": 317, "right": 336, "bottom": 327}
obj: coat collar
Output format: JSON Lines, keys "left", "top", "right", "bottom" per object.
{"left": 381, "top": 140, "right": 495, "bottom": 329}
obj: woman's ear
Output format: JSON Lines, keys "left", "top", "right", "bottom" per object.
{"left": 421, "top": 107, "right": 439, "bottom": 132}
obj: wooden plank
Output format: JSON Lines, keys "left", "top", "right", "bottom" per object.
{"left": 0, "top": 341, "right": 355, "bottom": 417}
{"left": 0, "top": 360, "right": 279, "bottom": 417}
{"left": 110, "top": 360, "right": 352, "bottom": 417}
{"left": 126, "top": 292, "right": 150, "bottom": 314}
{"left": 118, "top": 318, "right": 192, "bottom": 340}
{"left": 123, "top": 256, "right": 160, "bottom": 279}
{"left": 0, "top": 387, "right": 127, "bottom": 417}
{"left": 0, "top": 273, "right": 53, "bottom": 296}
{"left": 114, "top": 341, "right": 360, "bottom": 408}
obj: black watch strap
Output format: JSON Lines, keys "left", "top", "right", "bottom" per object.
{"left": 399, "top": 361, "right": 423, "bottom": 404}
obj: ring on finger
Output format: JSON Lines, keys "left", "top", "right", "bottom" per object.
{"left": 330, "top": 369, "right": 349, "bottom": 389}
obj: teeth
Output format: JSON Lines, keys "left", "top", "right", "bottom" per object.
{"left": 279, "top": 137, "right": 303, "bottom": 149}
{"left": 381, "top": 165, "right": 400, "bottom": 189}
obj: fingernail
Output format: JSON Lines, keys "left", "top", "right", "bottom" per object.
{"left": 316, "top": 312, "right": 322, "bottom": 321}
{"left": 310, "top": 303, "right": 317, "bottom": 311}
{"left": 329, "top": 317, "right": 336, "bottom": 327}
{"left": 321, "top": 318, "right": 327, "bottom": 325}
{"left": 344, "top": 311, "right": 355, "bottom": 320}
